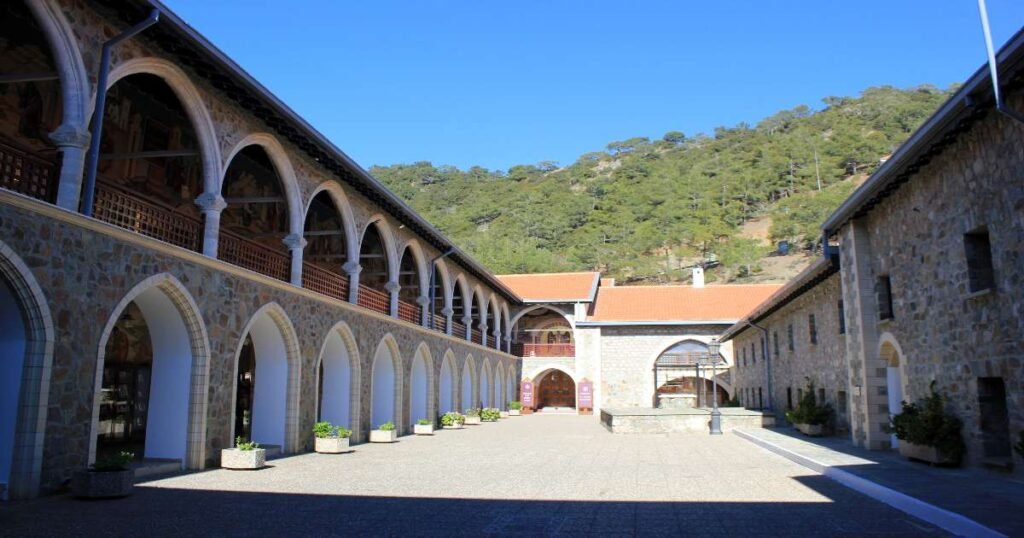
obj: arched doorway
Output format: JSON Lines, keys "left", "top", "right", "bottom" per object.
{"left": 317, "top": 326, "right": 357, "bottom": 431}
{"left": 233, "top": 305, "right": 297, "bottom": 451}
{"left": 439, "top": 352, "right": 456, "bottom": 414}
{"left": 535, "top": 369, "right": 576, "bottom": 411}
{"left": 358, "top": 223, "right": 390, "bottom": 314}
{"left": 397, "top": 246, "right": 422, "bottom": 324}
{"left": 480, "top": 360, "right": 492, "bottom": 408}
{"left": 461, "top": 357, "right": 476, "bottom": 412}
{"left": 0, "top": 267, "right": 28, "bottom": 498}
{"left": 0, "top": 1, "right": 64, "bottom": 203}
{"left": 370, "top": 338, "right": 399, "bottom": 430}
{"left": 303, "top": 191, "right": 349, "bottom": 301}
{"left": 94, "top": 277, "right": 207, "bottom": 468}
{"left": 409, "top": 345, "right": 431, "bottom": 428}
{"left": 653, "top": 340, "right": 723, "bottom": 408}
{"left": 495, "top": 363, "right": 505, "bottom": 410}
{"left": 880, "top": 339, "right": 905, "bottom": 449}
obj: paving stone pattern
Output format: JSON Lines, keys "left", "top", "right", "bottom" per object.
{"left": 0, "top": 416, "right": 946, "bottom": 537}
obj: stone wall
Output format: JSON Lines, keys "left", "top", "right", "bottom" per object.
{"left": 0, "top": 194, "right": 519, "bottom": 494}
{"left": 730, "top": 273, "right": 850, "bottom": 433}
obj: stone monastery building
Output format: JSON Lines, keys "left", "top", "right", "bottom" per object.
{"left": 0, "top": 0, "right": 778, "bottom": 500}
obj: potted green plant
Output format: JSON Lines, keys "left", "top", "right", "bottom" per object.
{"left": 413, "top": 418, "right": 435, "bottom": 435}
{"left": 464, "top": 408, "right": 482, "bottom": 425}
{"left": 508, "top": 401, "right": 523, "bottom": 416}
{"left": 72, "top": 451, "right": 135, "bottom": 498}
{"left": 221, "top": 437, "right": 265, "bottom": 470}
{"left": 313, "top": 421, "right": 352, "bottom": 453}
{"left": 784, "top": 381, "right": 832, "bottom": 436}
{"left": 481, "top": 407, "right": 501, "bottom": 422}
{"left": 440, "top": 412, "right": 465, "bottom": 430}
{"left": 889, "top": 383, "right": 964, "bottom": 465}
{"left": 370, "top": 421, "right": 397, "bottom": 443}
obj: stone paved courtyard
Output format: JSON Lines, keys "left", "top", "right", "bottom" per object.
{"left": 0, "top": 415, "right": 944, "bottom": 536}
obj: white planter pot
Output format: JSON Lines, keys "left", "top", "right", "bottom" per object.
{"left": 898, "top": 441, "right": 958, "bottom": 465}
{"left": 369, "top": 429, "right": 398, "bottom": 443}
{"left": 413, "top": 424, "right": 435, "bottom": 435}
{"left": 315, "top": 437, "right": 351, "bottom": 453}
{"left": 796, "top": 423, "right": 824, "bottom": 437}
{"left": 442, "top": 423, "right": 464, "bottom": 430}
{"left": 71, "top": 469, "right": 134, "bottom": 498}
{"left": 508, "top": 409, "right": 521, "bottom": 416}
{"left": 464, "top": 416, "right": 482, "bottom": 425}
{"left": 499, "top": 411, "right": 509, "bottom": 418}
{"left": 221, "top": 448, "right": 266, "bottom": 470}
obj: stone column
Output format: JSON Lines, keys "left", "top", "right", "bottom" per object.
{"left": 49, "top": 124, "right": 90, "bottom": 211}
{"left": 442, "top": 307, "right": 454, "bottom": 335}
{"left": 417, "top": 295, "right": 430, "bottom": 327}
{"left": 343, "top": 260, "right": 361, "bottom": 303}
{"left": 385, "top": 281, "right": 400, "bottom": 317}
{"left": 283, "top": 233, "right": 307, "bottom": 287}
{"left": 479, "top": 323, "right": 488, "bottom": 347}
{"left": 492, "top": 328, "right": 501, "bottom": 350}
{"left": 461, "top": 315, "right": 473, "bottom": 340}
{"left": 504, "top": 335, "right": 512, "bottom": 355}
{"left": 194, "top": 193, "right": 227, "bottom": 257}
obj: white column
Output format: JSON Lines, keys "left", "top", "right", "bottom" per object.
{"left": 49, "top": 124, "right": 90, "bottom": 211}
{"left": 385, "top": 281, "right": 400, "bottom": 317}
{"left": 479, "top": 323, "right": 488, "bottom": 346}
{"left": 442, "top": 307, "right": 454, "bottom": 335}
{"left": 417, "top": 295, "right": 430, "bottom": 327}
{"left": 504, "top": 335, "right": 512, "bottom": 354}
{"left": 343, "top": 260, "right": 361, "bottom": 303}
{"left": 194, "top": 193, "right": 226, "bottom": 257}
{"left": 461, "top": 315, "right": 472, "bottom": 340}
{"left": 283, "top": 233, "right": 306, "bottom": 286}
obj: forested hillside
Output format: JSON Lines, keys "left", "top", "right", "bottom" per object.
{"left": 371, "top": 85, "right": 954, "bottom": 284}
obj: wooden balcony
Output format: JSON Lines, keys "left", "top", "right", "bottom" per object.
{"left": 451, "top": 320, "right": 466, "bottom": 339}
{"left": 0, "top": 141, "right": 58, "bottom": 204}
{"left": 94, "top": 180, "right": 202, "bottom": 252}
{"left": 357, "top": 284, "right": 390, "bottom": 315}
{"left": 471, "top": 328, "right": 483, "bottom": 345}
{"left": 431, "top": 314, "right": 446, "bottom": 333}
{"left": 397, "top": 299, "right": 420, "bottom": 324}
{"left": 302, "top": 262, "right": 349, "bottom": 302}
{"left": 513, "top": 342, "right": 576, "bottom": 358}
{"left": 219, "top": 229, "right": 290, "bottom": 282}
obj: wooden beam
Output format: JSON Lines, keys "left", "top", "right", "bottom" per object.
{"left": 225, "top": 196, "right": 285, "bottom": 204}
{"left": 99, "top": 149, "right": 200, "bottom": 160}
{"left": 0, "top": 72, "right": 59, "bottom": 84}
{"left": 303, "top": 229, "right": 345, "bottom": 236}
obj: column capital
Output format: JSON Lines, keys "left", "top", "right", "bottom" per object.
{"left": 48, "top": 124, "right": 90, "bottom": 149}
{"left": 194, "top": 192, "right": 227, "bottom": 212}
{"left": 384, "top": 280, "right": 401, "bottom": 294}
{"left": 342, "top": 260, "right": 361, "bottom": 275}
{"left": 441, "top": 307, "right": 454, "bottom": 317}
{"left": 282, "top": 233, "right": 307, "bottom": 251}
{"left": 461, "top": 315, "right": 473, "bottom": 325}
{"left": 416, "top": 295, "right": 430, "bottom": 307}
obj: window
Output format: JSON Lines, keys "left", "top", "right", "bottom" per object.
{"left": 818, "top": 388, "right": 825, "bottom": 405}
{"left": 750, "top": 342, "right": 756, "bottom": 365}
{"left": 773, "top": 331, "right": 780, "bottom": 357}
{"left": 761, "top": 337, "right": 767, "bottom": 362}
{"left": 964, "top": 229, "right": 995, "bottom": 292}
{"left": 808, "top": 314, "right": 817, "bottom": 345}
{"left": 797, "top": 388, "right": 803, "bottom": 402}
{"left": 838, "top": 300, "right": 846, "bottom": 335}
{"left": 758, "top": 387, "right": 763, "bottom": 409}
{"left": 837, "top": 390, "right": 848, "bottom": 414}
{"left": 786, "top": 387, "right": 793, "bottom": 409}
{"left": 740, "top": 347, "right": 746, "bottom": 368}
{"left": 787, "top": 324, "right": 794, "bottom": 352}
{"left": 876, "top": 275, "right": 894, "bottom": 320}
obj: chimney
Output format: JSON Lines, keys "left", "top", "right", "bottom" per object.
{"left": 692, "top": 267, "right": 705, "bottom": 288}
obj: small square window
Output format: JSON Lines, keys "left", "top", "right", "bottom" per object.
{"left": 964, "top": 228, "right": 995, "bottom": 292}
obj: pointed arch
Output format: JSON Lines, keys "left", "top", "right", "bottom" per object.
{"left": 305, "top": 182, "right": 358, "bottom": 263}
{"left": 230, "top": 303, "right": 302, "bottom": 453}
{"left": 91, "top": 273, "right": 211, "bottom": 469}
{"left": 408, "top": 343, "right": 435, "bottom": 430}
{"left": 222, "top": 133, "right": 303, "bottom": 236}
{"left": 315, "top": 322, "right": 361, "bottom": 434}
{"left": 0, "top": 240, "right": 54, "bottom": 499}
{"left": 25, "top": 0, "right": 88, "bottom": 129}
{"left": 501, "top": 302, "right": 511, "bottom": 346}
{"left": 361, "top": 215, "right": 400, "bottom": 284}
{"left": 488, "top": 296, "right": 501, "bottom": 348}
{"left": 495, "top": 362, "right": 506, "bottom": 410}
{"left": 105, "top": 57, "right": 222, "bottom": 198}
{"left": 480, "top": 359, "right": 493, "bottom": 408}
{"left": 461, "top": 355, "right": 477, "bottom": 412}
{"left": 399, "top": 239, "right": 431, "bottom": 297}
{"left": 370, "top": 334, "right": 403, "bottom": 429}
{"left": 439, "top": 350, "right": 457, "bottom": 414}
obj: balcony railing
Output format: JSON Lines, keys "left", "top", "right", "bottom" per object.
{"left": 451, "top": 320, "right": 466, "bottom": 339}
{"left": 0, "top": 141, "right": 58, "bottom": 203}
{"left": 471, "top": 328, "right": 482, "bottom": 345}
{"left": 397, "top": 299, "right": 420, "bottom": 324}
{"left": 219, "top": 229, "right": 290, "bottom": 282}
{"left": 94, "top": 180, "right": 202, "bottom": 252}
{"left": 357, "top": 284, "right": 390, "bottom": 315}
{"left": 302, "top": 262, "right": 349, "bottom": 302}
{"left": 513, "top": 342, "right": 576, "bottom": 357}
{"left": 432, "top": 314, "right": 447, "bottom": 333}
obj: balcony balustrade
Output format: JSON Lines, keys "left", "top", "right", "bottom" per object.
{"left": 397, "top": 299, "right": 420, "bottom": 324}
{"left": 219, "top": 229, "right": 290, "bottom": 282}
{"left": 94, "top": 179, "right": 203, "bottom": 252}
{"left": 451, "top": 320, "right": 466, "bottom": 339}
{"left": 0, "top": 141, "right": 58, "bottom": 204}
{"left": 357, "top": 284, "right": 390, "bottom": 315}
{"left": 513, "top": 342, "right": 576, "bottom": 357}
{"left": 302, "top": 262, "right": 349, "bottom": 302}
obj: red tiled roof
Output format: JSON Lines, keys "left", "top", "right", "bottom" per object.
{"left": 587, "top": 284, "right": 783, "bottom": 323}
{"left": 496, "top": 272, "right": 600, "bottom": 302}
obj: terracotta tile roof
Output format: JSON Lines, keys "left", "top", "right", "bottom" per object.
{"left": 496, "top": 272, "right": 600, "bottom": 302}
{"left": 587, "top": 284, "right": 783, "bottom": 323}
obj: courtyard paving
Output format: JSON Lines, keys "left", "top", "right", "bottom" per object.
{"left": 1, "top": 415, "right": 945, "bottom": 537}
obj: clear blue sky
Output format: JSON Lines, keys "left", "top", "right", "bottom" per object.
{"left": 164, "top": 1, "right": 1024, "bottom": 171}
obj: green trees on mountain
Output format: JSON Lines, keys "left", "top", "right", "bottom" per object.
{"left": 371, "top": 85, "right": 952, "bottom": 283}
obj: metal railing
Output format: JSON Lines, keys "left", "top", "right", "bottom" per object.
{"left": 93, "top": 180, "right": 202, "bottom": 252}
{"left": 302, "top": 262, "right": 349, "bottom": 302}
{"left": 513, "top": 342, "right": 576, "bottom": 357}
{"left": 0, "top": 141, "right": 58, "bottom": 203}
{"left": 397, "top": 299, "right": 420, "bottom": 324}
{"left": 219, "top": 229, "right": 290, "bottom": 282}
{"left": 357, "top": 284, "right": 390, "bottom": 315}
{"left": 432, "top": 314, "right": 447, "bottom": 333}
{"left": 451, "top": 321, "right": 466, "bottom": 339}
{"left": 471, "top": 328, "right": 482, "bottom": 345}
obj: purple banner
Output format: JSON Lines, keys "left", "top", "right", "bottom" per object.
{"left": 578, "top": 379, "right": 593, "bottom": 408}
{"left": 521, "top": 381, "right": 534, "bottom": 408}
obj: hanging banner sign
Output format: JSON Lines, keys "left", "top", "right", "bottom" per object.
{"left": 578, "top": 379, "right": 593, "bottom": 410}
{"left": 521, "top": 381, "right": 534, "bottom": 408}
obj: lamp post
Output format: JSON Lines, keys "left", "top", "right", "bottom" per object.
{"left": 707, "top": 338, "right": 723, "bottom": 435}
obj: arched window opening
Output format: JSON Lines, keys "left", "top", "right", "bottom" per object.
{"left": 429, "top": 262, "right": 446, "bottom": 332}
{"left": 397, "top": 248, "right": 420, "bottom": 324}
{"left": 357, "top": 224, "right": 389, "bottom": 315}
{"left": 409, "top": 350, "right": 429, "bottom": 428}
{"left": 0, "top": 2, "right": 63, "bottom": 203}
{"left": 480, "top": 362, "right": 491, "bottom": 408}
{"left": 451, "top": 283, "right": 466, "bottom": 338}
{"left": 317, "top": 331, "right": 352, "bottom": 431}
{"left": 220, "top": 145, "right": 290, "bottom": 281}
{"left": 512, "top": 308, "right": 574, "bottom": 357}
{"left": 654, "top": 340, "right": 723, "bottom": 409}
{"left": 439, "top": 355, "right": 455, "bottom": 414}
{"left": 302, "top": 191, "right": 348, "bottom": 301}
{"left": 469, "top": 292, "right": 482, "bottom": 345}
{"left": 90, "top": 74, "right": 203, "bottom": 251}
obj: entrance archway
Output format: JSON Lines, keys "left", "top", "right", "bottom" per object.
{"left": 317, "top": 323, "right": 359, "bottom": 431}
{"left": 370, "top": 336, "right": 400, "bottom": 429}
{"left": 409, "top": 344, "right": 432, "bottom": 428}
{"left": 93, "top": 275, "right": 209, "bottom": 469}
{"left": 461, "top": 356, "right": 476, "bottom": 412}
{"left": 534, "top": 368, "right": 576, "bottom": 410}
{"left": 880, "top": 337, "right": 905, "bottom": 449}
{"left": 495, "top": 363, "right": 505, "bottom": 410}
{"left": 0, "top": 241, "right": 54, "bottom": 500}
{"left": 233, "top": 304, "right": 299, "bottom": 452}
{"left": 439, "top": 351, "right": 456, "bottom": 414}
